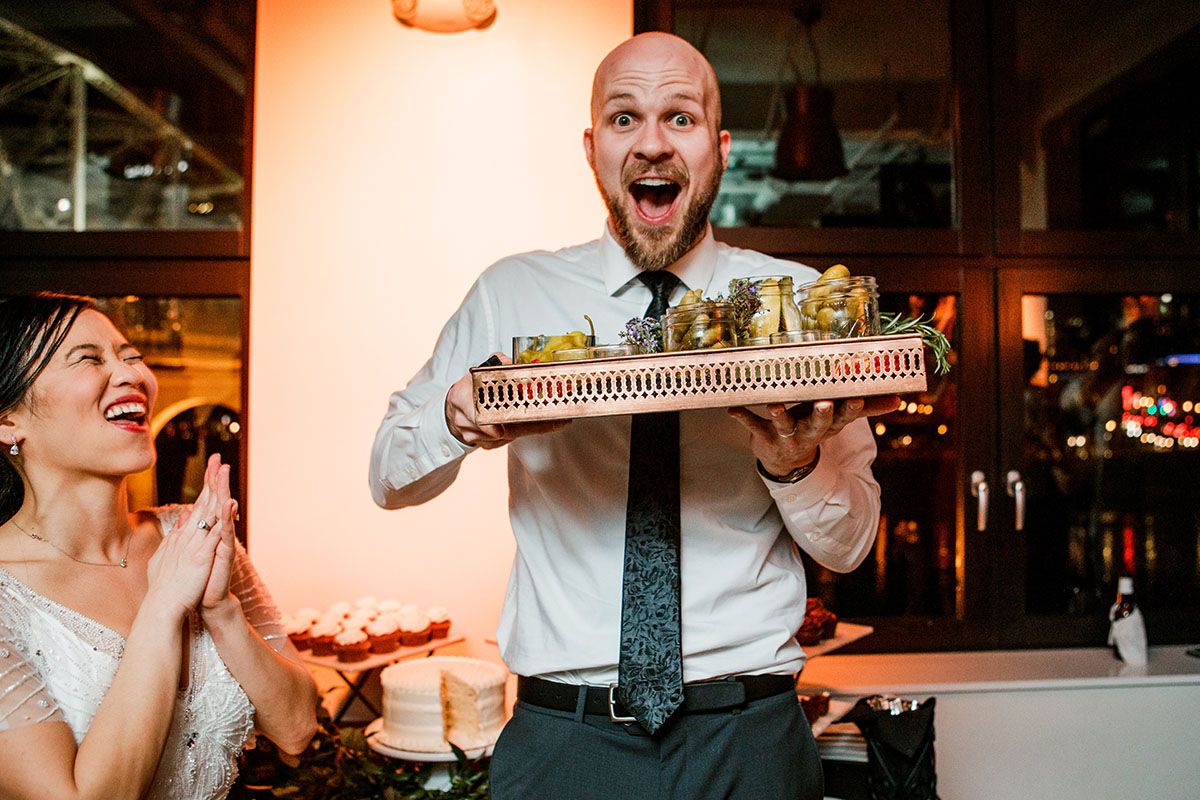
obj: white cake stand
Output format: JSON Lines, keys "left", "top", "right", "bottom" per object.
{"left": 364, "top": 718, "right": 496, "bottom": 762}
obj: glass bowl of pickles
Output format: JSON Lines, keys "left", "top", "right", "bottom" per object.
{"left": 513, "top": 331, "right": 596, "bottom": 363}
{"left": 662, "top": 300, "right": 739, "bottom": 352}
{"left": 795, "top": 265, "right": 880, "bottom": 339}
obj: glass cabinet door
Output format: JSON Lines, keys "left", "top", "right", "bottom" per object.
{"left": 798, "top": 263, "right": 998, "bottom": 652}
{"left": 999, "top": 273, "right": 1200, "bottom": 647}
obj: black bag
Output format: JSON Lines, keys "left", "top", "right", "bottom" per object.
{"left": 839, "top": 695, "right": 939, "bottom": 800}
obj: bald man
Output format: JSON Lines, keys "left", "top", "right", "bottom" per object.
{"left": 372, "top": 33, "right": 895, "bottom": 799}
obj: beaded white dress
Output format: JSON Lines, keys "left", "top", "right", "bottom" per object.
{"left": 0, "top": 507, "right": 289, "bottom": 800}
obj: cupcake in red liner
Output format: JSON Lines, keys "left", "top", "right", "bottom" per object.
{"left": 308, "top": 618, "right": 342, "bottom": 657}
{"left": 283, "top": 614, "right": 312, "bottom": 651}
{"left": 366, "top": 614, "right": 402, "bottom": 654}
{"left": 344, "top": 609, "right": 376, "bottom": 632}
{"left": 333, "top": 628, "right": 370, "bottom": 663}
{"left": 397, "top": 610, "right": 432, "bottom": 646}
{"left": 426, "top": 606, "right": 451, "bottom": 639}
{"left": 795, "top": 618, "right": 824, "bottom": 646}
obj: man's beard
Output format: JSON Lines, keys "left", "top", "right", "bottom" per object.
{"left": 598, "top": 155, "right": 723, "bottom": 272}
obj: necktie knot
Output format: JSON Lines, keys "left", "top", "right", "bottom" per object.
{"left": 637, "top": 271, "right": 683, "bottom": 319}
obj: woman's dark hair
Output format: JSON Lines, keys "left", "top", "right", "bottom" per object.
{"left": 1, "top": 293, "right": 95, "bottom": 523}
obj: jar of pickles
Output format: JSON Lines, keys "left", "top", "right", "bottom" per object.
{"left": 795, "top": 275, "right": 880, "bottom": 339}
{"left": 662, "top": 301, "right": 739, "bottom": 352}
{"left": 741, "top": 275, "right": 805, "bottom": 341}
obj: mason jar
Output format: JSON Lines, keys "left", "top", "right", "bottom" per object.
{"left": 662, "top": 301, "right": 739, "bottom": 352}
{"left": 741, "top": 275, "right": 805, "bottom": 341}
{"left": 795, "top": 275, "right": 881, "bottom": 339}
{"left": 588, "top": 344, "right": 638, "bottom": 358}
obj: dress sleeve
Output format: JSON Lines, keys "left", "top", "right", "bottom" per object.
{"left": 0, "top": 614, "right": 67, "bottom": 732}
{"left": 153, "top": 504, "right": 288, "bottom": 652}
{"left": 228, "top": 541, "right": 289, "bottom": 653}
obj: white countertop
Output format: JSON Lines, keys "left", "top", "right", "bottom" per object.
{"left": 797, "top": 644, "right": 1200, "bottom": 695}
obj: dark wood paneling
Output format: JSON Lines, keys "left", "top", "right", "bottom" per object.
{"left": 0, "top": 230, "right": 246, "bottom": 260}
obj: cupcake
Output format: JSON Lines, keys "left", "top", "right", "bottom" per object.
{"left": 377, "top": 599, "right": 403, "bottom": 615}
{"left": 426, "top": 606, "right": 452, "bottom": 639}
{"left": 293, "top": 607, "right": 323, "bottom": 626}
{"left": 282, "top": 614, "right": 312, "bottom": 651}
{"left": 354, "top": 596, "right": 380, "bottom": 611}
{"left": 365, "top": 614, "right": 402, "bottom": 654}
{"left": 795, "top": 617, "right": 824, "bottom": 646}
{"left": 332, "top": 628, "right": 370, "bottom": 663}
{"left": 327, "top": 601, "right": 353, "bottom": 619}
{"left": 397, "top": 610, "right": 432, "bottom": 646}
{"left": 308, "top": 618, "right": 342, "bottom": 656}
{"left": 344, "top": 610, "right": 376, "bottom": 630}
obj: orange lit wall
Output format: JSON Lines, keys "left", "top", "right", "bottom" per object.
{"left": 250, "top": 1, "right": 630, "bottom": 658}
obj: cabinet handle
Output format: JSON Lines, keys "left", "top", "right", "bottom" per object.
{"left": 970, "top": 470, "right": 988, "bottom": 532}
{"left": 1006, "top": 470, "right": 1026, "bottom": 532}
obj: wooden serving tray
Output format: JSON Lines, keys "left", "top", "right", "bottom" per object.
{"left": 472, "top": 333, "right": 927, "bottom": 424}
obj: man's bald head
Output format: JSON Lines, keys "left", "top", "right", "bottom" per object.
{"left": 590, "top": 32, "right": 722, "bottom": 132}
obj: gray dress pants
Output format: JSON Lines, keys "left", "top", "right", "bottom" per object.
{"left": 489, "top": 689, "right": 824, "bottom": 800}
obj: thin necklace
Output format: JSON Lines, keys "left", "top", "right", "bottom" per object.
{"left": 10, "top": 518, "right": 132, "bottom": 568}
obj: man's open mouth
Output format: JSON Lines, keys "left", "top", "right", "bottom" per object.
{"left": 629, "top": 178, "right": 681, "bottom": 224}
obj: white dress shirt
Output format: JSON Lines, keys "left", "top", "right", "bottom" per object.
{"left": 370, "top": 225, "right": 881, "bottom": 684}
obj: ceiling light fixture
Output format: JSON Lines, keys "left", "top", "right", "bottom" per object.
{"left": 391, "top": 0, "right": 498, "bottom": 33}
{"left": 770, "top": 1, "right": 847, "bottom": 182}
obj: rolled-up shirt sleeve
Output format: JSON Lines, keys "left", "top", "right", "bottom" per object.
{"left": 369, "top": 278, "right": 494, "bottom": 509}
{"left": 762, "top": 416, "right": 881, "bottom": 572}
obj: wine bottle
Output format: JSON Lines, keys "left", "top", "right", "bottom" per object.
{"left": 1109, "top": 576, "right": 1137, "bottom": 661}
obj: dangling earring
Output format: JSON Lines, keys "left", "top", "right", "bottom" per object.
{"left": 8, "top": 437, "right": 17, "bottom": 457}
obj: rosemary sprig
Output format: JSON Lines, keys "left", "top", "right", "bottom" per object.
{"left": 879, "top": 312, "right": 953, "bottom": 375}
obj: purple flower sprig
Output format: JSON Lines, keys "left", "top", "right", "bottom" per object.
{"left": 722, "top": 278, "right": 762, "bottom": 342}
{"left": 619, "top": 315, "right": 664, "bottom": 354}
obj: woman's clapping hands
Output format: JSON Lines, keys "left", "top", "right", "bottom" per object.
{"left": 146, "top": 454, "right": 238, "bottom": 618}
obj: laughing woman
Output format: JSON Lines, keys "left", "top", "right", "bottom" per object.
{"left": 0, "top": 294, "right": 317, "bottom": 800}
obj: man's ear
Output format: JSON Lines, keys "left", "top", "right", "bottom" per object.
{"left": 718, "top": 129, "right": 731, "bottom": 172}
{"left": 583, "top": 128, "right": 595, "bottom": 170}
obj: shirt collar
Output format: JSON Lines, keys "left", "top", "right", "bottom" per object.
{"left": 600, "top": 222, "right": 719, "bottom": 299}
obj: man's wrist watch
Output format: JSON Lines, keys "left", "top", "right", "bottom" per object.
{"left": 757, "top": 448, "right": 820, "bottom": 484}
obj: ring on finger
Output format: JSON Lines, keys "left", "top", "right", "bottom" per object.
{"left": 197, "top": 518, "right": 214, "bottom": 530}
{"left": 779, "top": 423, "right": 798, "bottom": 439}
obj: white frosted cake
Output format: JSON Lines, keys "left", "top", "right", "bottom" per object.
{"left": 379, "top": 656, "right": 507, "bottom": 753}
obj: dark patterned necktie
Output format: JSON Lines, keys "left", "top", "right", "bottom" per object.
{"left": 617, "top": 269, "right": 684, "bottom": 734}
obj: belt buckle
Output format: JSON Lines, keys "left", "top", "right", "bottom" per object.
{"left": 607, "top": 684, "right": 637, "bottom": 723}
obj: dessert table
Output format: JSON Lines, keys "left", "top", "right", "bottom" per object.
{"left": 302, "top": 635, "right": 465, "bottom": 724}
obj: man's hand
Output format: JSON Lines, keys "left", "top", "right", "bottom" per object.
{"left": 445, "top": 353, "right": 572, "bottom": 449}
{"left": 727, "top": 396, "right": 901, "bottom": 478}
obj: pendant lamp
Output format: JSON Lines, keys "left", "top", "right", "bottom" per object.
{"left": 770, "top": 1, "right": 847, "bottom": 181}
{"left": 771, "top": 84, "right": 847, "bottom": 181}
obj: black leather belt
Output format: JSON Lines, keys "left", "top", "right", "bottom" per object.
{"left": 517, "top": 674, "right": 797, "bottom": 723}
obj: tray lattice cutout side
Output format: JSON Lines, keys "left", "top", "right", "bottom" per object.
{"left": 473, "top": 333, "right": 927, "bottom": 423}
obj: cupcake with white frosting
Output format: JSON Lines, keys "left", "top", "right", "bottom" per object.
{"left": 426, "top": 606, "right": 452, "bottom": 639}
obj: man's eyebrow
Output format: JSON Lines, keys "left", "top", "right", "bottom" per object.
{"left": 667, "top": 91, "right": 703, "bottom": 107}
{"left": 601, "top": 90, "right": 705, "bottom": 110}
{"left": 601, "top": 91, "right": 637, "bottom": 107}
